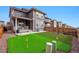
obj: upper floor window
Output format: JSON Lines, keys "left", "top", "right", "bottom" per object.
{"left": 36, "top": 14, "right": 44, "bottom": 19}
{"left": 41, "top": 15, "right": 44, "bottom": 18}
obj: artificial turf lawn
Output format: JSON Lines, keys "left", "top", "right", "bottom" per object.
{"left": 8, "top": 32, "right": 72, "bottom": 53}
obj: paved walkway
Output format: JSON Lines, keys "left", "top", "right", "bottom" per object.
{"left": 70, "top": 37, "right": 79, "bottom": 53}
{"left": 0, "top": 32, "right": 15, "bottom": 53}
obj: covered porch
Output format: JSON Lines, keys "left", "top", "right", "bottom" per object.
{"left": 11, "top": 16, "right": 33, "bottom": 33}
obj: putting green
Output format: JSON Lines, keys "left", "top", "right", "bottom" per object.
{"left": 8, "top": 32, "right": 72, "bottom": 53}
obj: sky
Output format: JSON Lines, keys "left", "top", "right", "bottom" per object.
{"left": 0, "top": 6, "right": 79, "bottom": 28}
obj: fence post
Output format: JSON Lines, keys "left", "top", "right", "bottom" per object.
{"left": 77, "top": 29, "right": 79, "bottom": 41}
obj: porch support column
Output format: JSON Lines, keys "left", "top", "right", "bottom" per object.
{"left": 33, "top": 11, "right": 35, "bottom": 32}
{"left": 33, "top": 18, "right": 35, "bottom": 31}
{"left": 15, "top": 17, "right": 18, "bottom": 33}
{"left": 11, "top": 19, "right": 14, "bottom": 31}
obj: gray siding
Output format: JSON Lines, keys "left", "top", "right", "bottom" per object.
{"left": 33, "top": 11, "right": 45, "bottom": 31}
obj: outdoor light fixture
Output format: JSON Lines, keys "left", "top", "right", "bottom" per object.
{"left": 46, "top": 42, "right": 53, "bottom": 53}
{"left": 52, "top": 40, "right": 57, "bottom": 52}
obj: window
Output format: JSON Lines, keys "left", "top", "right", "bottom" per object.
{"left": 37, "top": 14, "right": 39, "bottom": 16}
{"left": 41, "top": 15, "right": 44, "bottom": 19}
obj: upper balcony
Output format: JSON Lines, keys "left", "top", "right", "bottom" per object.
{"left": 11, "top": 10, "right": 29, "bottom": 17}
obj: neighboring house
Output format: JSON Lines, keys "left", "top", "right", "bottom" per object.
{"left": 44, "top": 17, "right": 52, "bottom": 28}
{"left": 44, "top": 17, "right": 58, "bottom": 28}
{"left": 0, "top": 21, "right": 4, "bottom": 26}
{"left": 52, "top": 20, "right": 58, "bottom": 28}
{"left": 9, "top": 7, "right": 47, "bottom": 33}
{"left": 62, "top": 24, "right": 71, "bottom": 28}
{"left": 57, "top": 21, "right": 62, "bottom": 28}
{"left": 59, "top": 23, "right": 73, "bottom": 29}
{"left": 6, "top": 22, "right": 13, "bottom": 32}
{"left": 46, "top": 20, "right": 58, "bottom": 28}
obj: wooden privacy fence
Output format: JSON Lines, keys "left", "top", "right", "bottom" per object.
{"left": 0, "top": 26, "right": 4, "bottom": 38}
{"left": 44, "top": 27, "right": 77, "bottom": 37}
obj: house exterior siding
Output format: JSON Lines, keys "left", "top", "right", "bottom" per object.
{"left": 9, "top": 7, "right": 46, "bottom": 33}
{"left": 33, "top": 11, "right": 45, "bottom": 31}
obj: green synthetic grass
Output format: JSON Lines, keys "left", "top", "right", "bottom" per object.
{"left": 8, "top": 32, "right": 72, "bottom": 53}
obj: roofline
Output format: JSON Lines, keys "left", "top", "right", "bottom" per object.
{"left": 29, "top": 8, "right": 46, "bottom": 15}
{"left": 9, "top": 7, "right": 46, "bottom": 18}
{"left": 10, "top": 7, "right": 28, "bottom": 13}
{"left": 9, "top": 7, "right": 28, "bottom": 17}
{"left": 0, "top": 20, "right": 4, "bottom": 22}
{"left": 9, "top": 7, "right": 46, "bottom": 16}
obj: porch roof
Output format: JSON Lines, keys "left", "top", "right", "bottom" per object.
{"left": 12, "top": 16, "right": 32, "bottom": 20}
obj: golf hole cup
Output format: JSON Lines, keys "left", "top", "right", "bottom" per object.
{"left": 52, "top": 41, "right": 57, "bottom": 52}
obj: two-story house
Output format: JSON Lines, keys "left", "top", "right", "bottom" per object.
{"left": 9, "top": 7, "right": 46, "bottom": 33}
